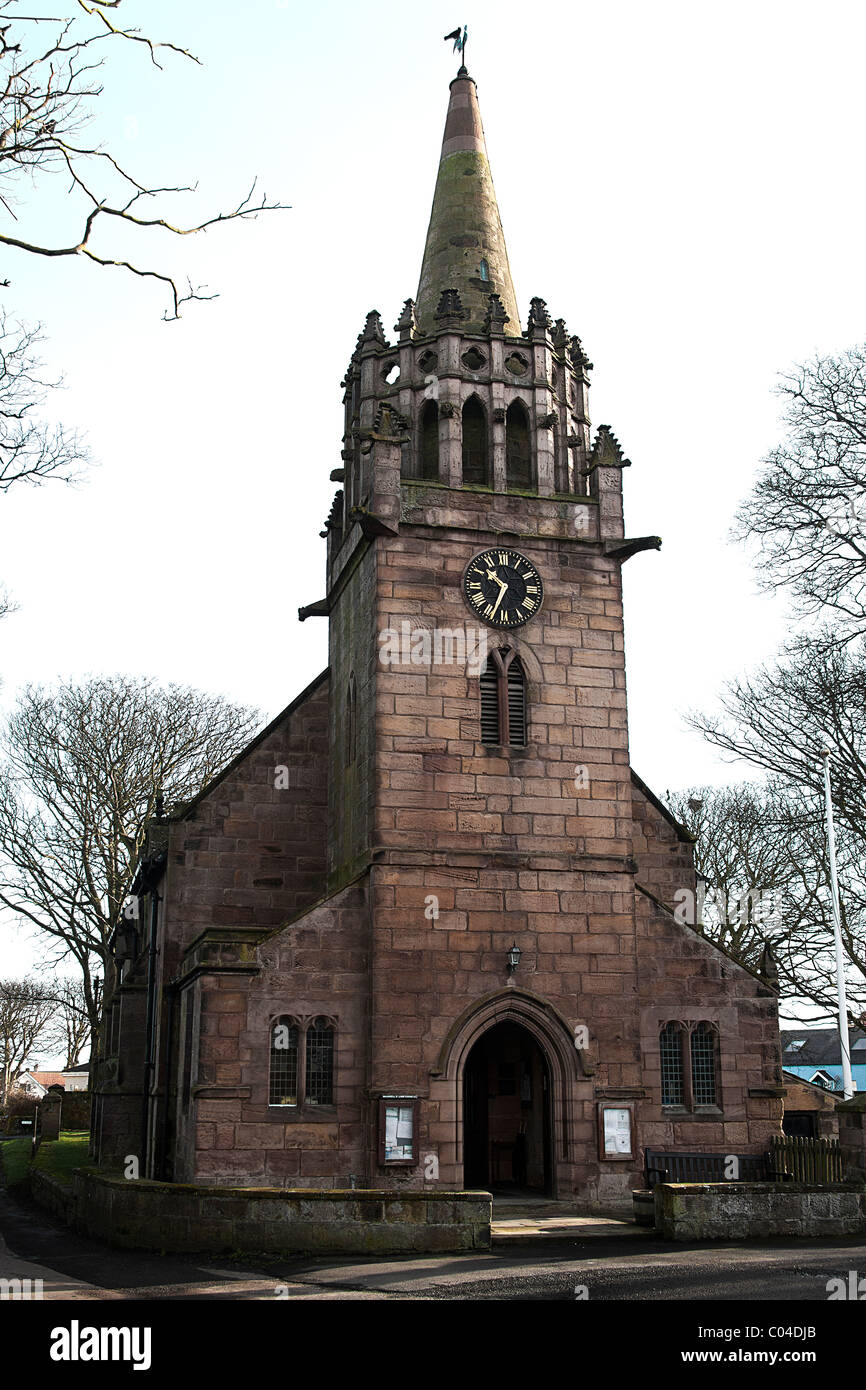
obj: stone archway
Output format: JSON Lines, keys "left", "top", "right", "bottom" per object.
{"left": 431, "top": 989, "right": 586, "bottom": 1198}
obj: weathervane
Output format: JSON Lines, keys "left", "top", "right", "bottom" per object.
{"left": 444, "top": 25, "right": 468, "bottom": 73}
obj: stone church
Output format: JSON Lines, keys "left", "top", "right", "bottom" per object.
{"left": 94, "top": 64, "right": 784, "bottom": 1210}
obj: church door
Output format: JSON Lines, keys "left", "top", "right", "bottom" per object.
{"left": 463, "top": 1021, "right": 552, "bottom": 1193}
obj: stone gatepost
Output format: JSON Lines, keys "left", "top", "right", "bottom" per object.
{"left": 39, "top": 1092, "right": 62, "bottom": 1141}
{"left": 836, "top": 1093, "right": 866, "bottom": 1182}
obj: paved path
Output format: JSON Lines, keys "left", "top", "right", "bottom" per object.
{"left": 491, "top": 1198, "right": 652, "bottom": 1243}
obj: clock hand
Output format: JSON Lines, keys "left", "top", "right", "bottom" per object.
{"left": 490, "top": 581, "right": 509, "bottom": 618}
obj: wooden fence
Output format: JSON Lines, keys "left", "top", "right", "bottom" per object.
{"left": 645, "top": 1137, "right": 848, "bottom": 1187}
{"left": 769, "top": 1134, "right": 845, "bottom": 1182}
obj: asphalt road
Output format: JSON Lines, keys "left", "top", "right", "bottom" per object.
{"left": 2, "top": 1184, "right": 866, "bottom": 1302}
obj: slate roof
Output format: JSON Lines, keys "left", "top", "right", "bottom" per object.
{"left": 780, "top": 1028, "right": 866, "bottom": 1065}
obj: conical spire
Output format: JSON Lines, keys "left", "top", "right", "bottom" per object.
{"left": 416, "top": 71, "right": 521, "bottom": 336}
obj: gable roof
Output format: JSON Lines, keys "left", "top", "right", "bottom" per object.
{"left": 23, "top": 1071, "right": 66, "bottom": 1089}
{"left": 630, "top": 768, "right": 695, "bottom": 845}
{"left": 781, "top": 1028, "right": 866, "bottom": 1065}
{"left": 782, "top": 1068, "right": 841, "bottom": 1096}
{"left": 172, "top": 668, "right": 330, "bottom": 823}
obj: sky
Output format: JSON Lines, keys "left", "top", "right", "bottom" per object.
{"left": 2, "top": 0, "right": 865, "bottom": 1040}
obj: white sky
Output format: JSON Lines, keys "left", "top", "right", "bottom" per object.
{"left": 2, "top": 0, "right": 864, "bottom": 1043}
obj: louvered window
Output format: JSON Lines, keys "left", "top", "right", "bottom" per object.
{"left": 480, "top": 648, "right": 527, "bottom": 747}
{"left": 507, "top": 657, "right": 526, "bottom": 746}
{"left": 480, "top": 661, "right": 501, "bottom": 743}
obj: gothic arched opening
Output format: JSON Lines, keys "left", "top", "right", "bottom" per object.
{"left": 419, "top": 399, "right": 439, "bottom": 480}
{"left": 463, "top": 1021, "right": 552, "bottom": 1193}
{"left": 505, "top": 399, "right": 532, "bottom": 490}
{"left": 462, "top": 395, "right": 489, "bottom": 486}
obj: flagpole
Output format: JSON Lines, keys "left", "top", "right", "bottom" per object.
{"left": 821, "top": 748, "right": 854, "bottom": 1099}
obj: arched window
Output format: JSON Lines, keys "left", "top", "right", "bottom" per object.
{"left": 479, "top": 648, "right": 527, "bottom": 747}
{"left": 462, "top": 396, "right": 489, "bottom": 486}
{"left": 505, "top": 400, "right": 532, "bottom": 490}
{"left": 690, "top": 1023, "right": 717, "bottom": 1106}
{"left": 305, "top": 1017, "right": 335, "bottom": 1106}
{"left": 419, "top": 399, "right": 439, "bottom": 481}
{"left": 269, "top": 1017, "right": 336, "bottom": 1108}
{"left": 660, "top": 1023, "right": 684, "bottom": 1106}
{"left": 269, "top": 1018, "right": 299, "bottom": 1107}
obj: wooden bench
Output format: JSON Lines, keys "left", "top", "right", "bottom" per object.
{"left": 644, "top": 1148, "right": 769, "bottom": 1187}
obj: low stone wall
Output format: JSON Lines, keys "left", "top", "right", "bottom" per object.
{"left": 29, "top": 1169, "right": 75, "bottom": 1224}
{"left": 58, "top": 1091, "right": 92, "bottom": 1131}
{"left": 33, "top": 1169, "right": 491, "bottom": 1255}
{"left": 655, "top": 1181, "right": 866, "bottom": 1241}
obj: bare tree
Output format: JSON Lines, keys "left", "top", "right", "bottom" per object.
{"left": 734, "top": 345, "right": 866, "bottom": 643}
{"left": 665, "top": 783, "right": 795, "bottom": 965}
{"left": 0, "top": 2, "right": 287, "bottom": 318}
{"left": 0, "top": 313, "right": 88, "bottom": 492}
{"left": 0, "top": 676, "right": 262, "bottom": 1037}
{"left": 50, "top": 976, "right": 90, "bottom": 1068}
{"left": 688, "top": 642, "right": 866, "bottom": 1020}
{"left": 0, "top": 975, "right": 56, "bottom": 1101}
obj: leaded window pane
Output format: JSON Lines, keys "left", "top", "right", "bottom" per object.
{"left": 660, "top": 1023, "right": 684, "bottom": 1105}
{"left": 691, "top": 1023, "right": 717, "bottom": 1105}
{"left": 305, "top": 1017, "right": 334, "bottom": 1105}
{"left": 269, "top": 1020, "right": 298, "bottom": 1106}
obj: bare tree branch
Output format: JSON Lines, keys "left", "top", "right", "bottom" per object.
{"left": 0, "top": 311, "right": 88, "bottom": 492}
{"left": 0, "top": 3, "right": 288, "bottom": 316}
{"left": 0, "top": 975, "right": 56, "bottom": 1101}
{"left": 734, "top": 345, "right": 866, "bottom": 643}
{"left": 667, "top": 778, "right": 865, "bottom": 1022}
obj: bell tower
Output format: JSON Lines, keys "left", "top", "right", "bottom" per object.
{"left": 306, "top": 60, "right": 665, "bottom": 1197}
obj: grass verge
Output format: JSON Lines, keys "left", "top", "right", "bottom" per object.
{"left": 0, "top": 1136, "right": 32, "bottom": 1189}
{"left": 31, "top": 1130, "right": 90, "bottom": 1186}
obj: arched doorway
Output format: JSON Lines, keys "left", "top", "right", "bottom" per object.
{"left": 463, "top": 1021, "right": 552, "bottom": 1193}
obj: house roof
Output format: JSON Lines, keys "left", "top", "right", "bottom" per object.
{"left": 782, "top": 1068, "right": 841, "bottom": 1096}
{"left": 24, "top": 1071, "right": 67, "bottom": 1088}
{"left": 781, "top": 1028, "right": 866, "bottom": 1066}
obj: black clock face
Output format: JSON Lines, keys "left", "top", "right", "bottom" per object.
{"left": 463, "top": 549, "right": 544, "bottom": 628}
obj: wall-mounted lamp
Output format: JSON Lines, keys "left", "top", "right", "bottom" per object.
{"left": 506, "top": 943, "right": 522, "bottom": 976}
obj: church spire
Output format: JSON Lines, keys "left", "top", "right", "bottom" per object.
{"left": 415, "top": 70, "right": 521, "bottom": 336}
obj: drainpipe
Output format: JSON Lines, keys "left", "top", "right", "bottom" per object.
{"left": 141, "top": 884, "right": 160, "bottom": 1174}
{"left": 138, "top": 850, "right": 167, "bottom": 1176}
{"left": 153, "top": 981, "right": 178, "bottom": 1181}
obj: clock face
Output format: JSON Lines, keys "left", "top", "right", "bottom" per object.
{"left": 462, "top": 549, "right": 544, "bottom": 628}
